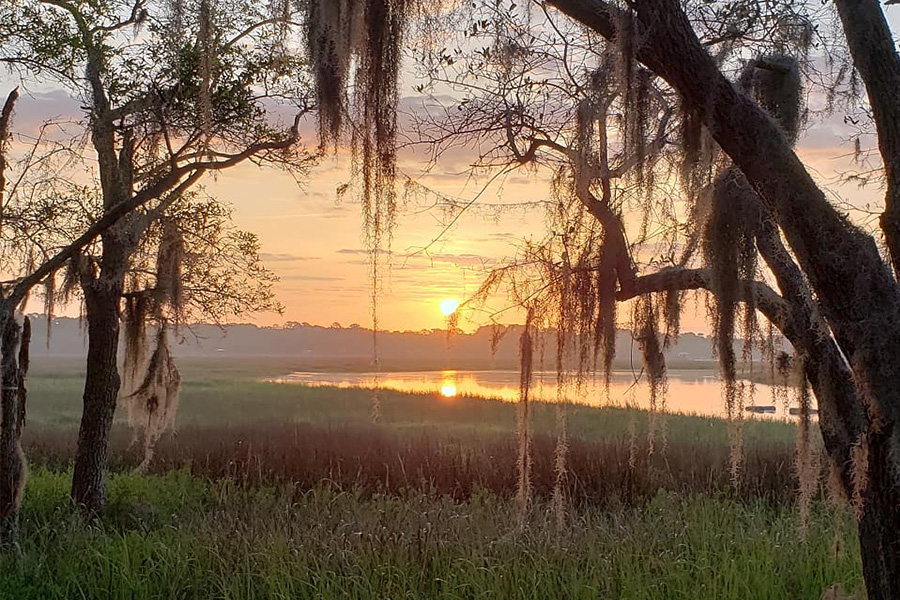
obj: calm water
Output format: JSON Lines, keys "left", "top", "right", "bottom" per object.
{"left": 270, "top": 369, "right": 806, "bottom": 420}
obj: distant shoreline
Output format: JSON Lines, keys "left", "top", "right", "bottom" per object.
{"left": 31, "top": 355, "right": 789, "bottom": 384}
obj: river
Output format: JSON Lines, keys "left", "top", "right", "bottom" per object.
{"left": 269, "top": 368, "right": 807, "bottom": 420}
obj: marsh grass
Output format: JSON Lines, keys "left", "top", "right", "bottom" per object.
{"left": 25, "top": 418, "right": 797, "bottom": 506}
{"left": 10, "top": 359, "right": 857, "bottom": 599}
{"left": 2, "top": 469, "right": 862, "bottom": 599}
{"left": 23, "top": 360, "right": 800, "bottom": 506}
{"left": 24, "top": 359, "right": 797, "bottom": 442}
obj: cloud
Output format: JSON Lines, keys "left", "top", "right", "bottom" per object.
{"left": 260, "top": 253, "right": 322, "bottom": 262}
{"left": 336, "top": 248, "right": 394, "bottom": 256}
{"left": 473, "top": 232, "right": 518, "bottom": 243}
{"left": 411, "top": 252, "right": 495, "bottom": 267}
{"left": 337, "top": 248, "right": 494, "bottom": 269}
{"left": 280, "top": 275, "right": 345, "bottom": 282}
{"left": 4, "top": 90, "right": 84, "bottom": 135}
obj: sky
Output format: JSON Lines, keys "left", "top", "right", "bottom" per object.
{"left": 3, "top": 5, "right": 899, "bottom": 334}
{"left": 200, "top": 111, "right": 879, "bottom": 334}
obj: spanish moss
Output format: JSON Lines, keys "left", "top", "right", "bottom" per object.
{"left": 517, "top": 307, "right": 535, "bottom": 521}
{"left": 306, "top": 0, "right": 423, "bottom": 423}
{"left": 795, "top": 355, "right": 819, "bottom": 539}
{"left": 738, "top": 55, "right": 804, "bottom": 146}
{"left": 124, "top": 327, "right": 182, "bottom": 474}
{"left": 632, "top": 294, "right": 667, "bottom": 453}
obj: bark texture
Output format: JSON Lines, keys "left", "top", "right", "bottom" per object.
{"left": 0, "top": 87, "right": 25, "bottom": 544}
{"left": 832, "top": 0, "right": 900, "bottom": 279}
{"left": 70, "top": 40, "right": 135, "bottom": 513}
{"left": 71, "top": 274, "right": 125, "bottom": 512}
{"left": 70, "top": 134, "right": 135, "bottom": 513}
{"left": 0, "top": 315, "right": 27, "bottom": 542}
{"left": 547, "top": 1, "right": 900, "bottom": 597}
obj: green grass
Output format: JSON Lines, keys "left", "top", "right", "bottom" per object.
{"left": 2, "top": 469, "right": 862, "bottom": 600}
{"left": 11, "top": 359, "right": 856, "bottom": 599}
{"left": 26, "top": 358, "right": 796, "bottom": 447}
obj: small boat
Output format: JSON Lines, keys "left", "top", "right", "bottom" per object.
{"left": 745, "top": 405, "right": 777, "bottom": 414}
{"left": 789, "top": 407, "right": 819, "bottom": 416}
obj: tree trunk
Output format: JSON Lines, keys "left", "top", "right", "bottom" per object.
{"left": 619, "top": 3, "right": 900, "bottom": 591}
{"left": 831, "top": 0, "right": 900, "bottom": 279}
{"left": 548, "top": 0, "right": 900, "bottom": 597}
{"left": 0, "top": 313, "right": 26, "bottom": 542}
{"left": 71, "top": 44, "right": 134, "bottom": 513}
{"left": 858, "top": 430, "right": 900, "bottom": 600}
{"left": 71, "top": 274, "right": 124, "bottom": 513}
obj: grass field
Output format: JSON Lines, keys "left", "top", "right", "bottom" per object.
{"left": 25, "top": 357, "right": 797, "bottom": 441}
{"left": 3, "top": 470, "right": 861, "bottom": 600}
{"left": 7, "top": 358, "right": 862, "bottom": 599}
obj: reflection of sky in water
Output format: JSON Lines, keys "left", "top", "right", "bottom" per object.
{"left": 270, "top": 369, "right": 810, "bottom": 420}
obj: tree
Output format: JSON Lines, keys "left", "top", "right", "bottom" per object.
{"left": 831, "top": 0, "right": 900, "bottom": 278}
{"left": 1, "top": 0, "right": 314, "bottom": 513}
{"left": 0, "top": 87, "right": 130, "bottom": 540}
{"left": 305, "top": 0, "right": 900, "bottom": 597}
{"left": 118, "top": 193, "right": 282, "bottom": 470}
{"left": 411, "top": 0, "right": 818, "bottom": 513}
{"left": 0, "top": 89, "right": 29, "bottom": 541}
{"left": 538, "top": 2, "right": 900, "bottom": 597}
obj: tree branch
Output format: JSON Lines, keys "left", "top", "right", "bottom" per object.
{"left": 0, "top": 88, "right": 19, "bottom": 214}
{"left": 832, "top": 0, "right": 900, "bottom": 278}
{"left": 2, "top": 111, "right": 304, "bottom": 308}
{"left": 548, "top": 0, "right": 900, "bottom": 340}
{"left": 5, "top": 169, "right": 202, "bottom": 309}
{"left": 222, "top": 17, "right": 302, "bottom": 50}
{"left": 91, "top": 0, "right": 146, "bottom": 34}
{"left": 616, "top": 267, "right": 791, "bottom": 332}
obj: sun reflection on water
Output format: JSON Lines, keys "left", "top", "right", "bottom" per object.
{"left": 270, "top": 369, "right": 810, "bottom": 419}
{"left": 440, "top": 370, "right": 458, "bottom": 398}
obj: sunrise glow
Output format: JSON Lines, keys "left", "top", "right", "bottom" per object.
{"left": 440, "top": 370, "right": 458, "bottom": 398}
{"left": 439, "top": 298, "right": 460, "bottom": 317}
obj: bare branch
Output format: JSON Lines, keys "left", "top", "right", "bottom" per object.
{"left": 0, "top": 88, "right": 19, "bottom": 215}
{"left": 91, "top": 1, "right": 146, "bottom": 34}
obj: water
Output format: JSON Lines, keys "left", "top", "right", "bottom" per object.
{"left": 269, "top": 369, "right": 806, "bottom": 420}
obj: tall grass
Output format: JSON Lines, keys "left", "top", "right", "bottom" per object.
{"left": 10, "top": 362, "right": 861, "bottom": 599}
{"left": 24, "top": 419, "right": 799, "bottom": 506}
{"left": 1, "top": 469, "right": 862, "bottom": 600}
{"left": 24, "top": 362, "right": 803, "bottom": 506}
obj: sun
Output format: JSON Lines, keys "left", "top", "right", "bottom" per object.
{"left": 440, "top": 370, "right": 458, "bottom": 398}
{"left": 439, "top": 298, "right": 460, "bottom": 317}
